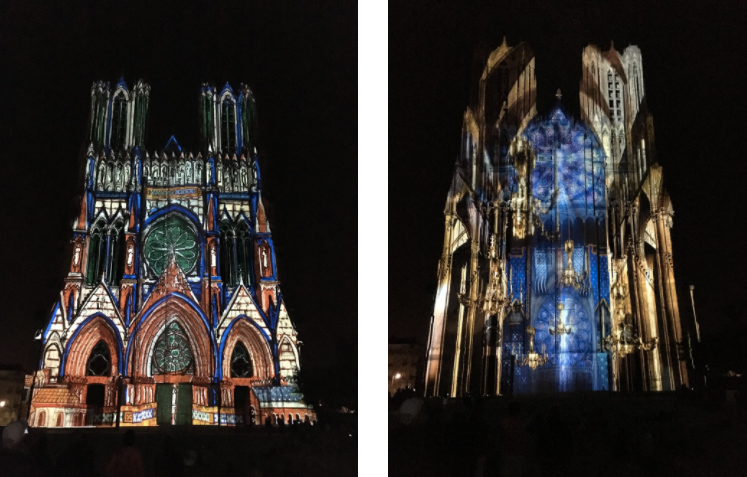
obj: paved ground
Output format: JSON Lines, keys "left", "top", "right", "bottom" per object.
{"left": 389, "top": 391, "right": 747, "bottom": 477}
{"left": 2, "top": 422, "right": 357, "bottom": 476}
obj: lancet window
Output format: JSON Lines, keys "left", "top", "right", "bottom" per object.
{"left": 230, "top": 342, "right": 254, "bottom": 378}
{"left": 219, "top": 220, "right": 236, "bottom": 286}
{"left": 108, "top": 221, "right": 126, "bottom": 286}
{"left": 90, "top": 93, "right": 107, "bottom": 146}
{"left": 235, "top": 221, "right": 252, "bottom": 285}
{"left": 219, "top": 219, "right": 253, "bottom": 286}
{"left": 201, "top": 91, "right": 215, "bottom": 149}
{"left": 221, "top": 98, "right": 237, "bottom": 153}
{"left": 110, "top": 94, "right": 127, "bottom": 150}
{"left": 241, "top": 93, "right": 258, "bottom": 153}
{"left": 86, "top": 340, "right": 111, "bottom": 376}
{"left": 86, "top": 221, "right": 107, "bottom": 285}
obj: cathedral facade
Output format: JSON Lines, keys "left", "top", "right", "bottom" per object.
{"left": 30, "top": 78, "right": 312, "bottom": 427}
{"left": 424, "top": 40, "right": 689, "bottom": 397}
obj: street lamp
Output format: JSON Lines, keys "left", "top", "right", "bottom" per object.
{"left": 391, "top": 373, "right": 401, "bottom": 391}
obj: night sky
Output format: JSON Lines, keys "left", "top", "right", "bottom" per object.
{"left": 0, "top": 3, "right": 357, "bottom": 406}
{"left": 390, "top": 1, "right": 747, "bottom": 374}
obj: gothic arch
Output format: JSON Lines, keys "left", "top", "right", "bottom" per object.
{"left": 128, "top": 296, "right": 214, "bottom": 378}
{"left": 277, "top": 335, "right": 300, "bottom": 373}
{"left": 220, "top": 317, "right": 274, "bottom": 381}
{"left": 142, "top": 205, "right": 204, "bottom": 235}
{"left": 62, "top": 313, "right": 122, "bottom": 377}
{"left": 219, "top": 90, "right": 237, "bottom": 153}
{"left": 43, "top": 343, "right": 62, "bottom": 375}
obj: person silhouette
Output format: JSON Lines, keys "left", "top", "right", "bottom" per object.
{"left": 106, "top": 429, "right": 144, "bottom": 477}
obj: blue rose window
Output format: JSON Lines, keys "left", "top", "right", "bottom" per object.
{"left": 144, "top": 216, "right": 198, "bottom": 276}
{"left": 151, "top": 322, "right": 194, "bottom": 374}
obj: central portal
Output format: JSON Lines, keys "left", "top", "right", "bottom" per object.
{"left": 156, "top": 383, "right": 192, "bottom": 425}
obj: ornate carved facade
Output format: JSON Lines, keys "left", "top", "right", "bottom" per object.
{"left": 30, "top": 78, "right": 312, "bottom": 427}
{"left": 424, "top": 40, "right": 689, "bottom": 397}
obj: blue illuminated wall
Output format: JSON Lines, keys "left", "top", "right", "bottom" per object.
{"left": 502, "top": 105, "right": 611, "bottom": 393}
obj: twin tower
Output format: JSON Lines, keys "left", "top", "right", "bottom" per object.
{"left": 425, "top": 40, "right": 690, "bottom": 397}
{"left": 31, "top": 78, "right": 311, "bottom": 428}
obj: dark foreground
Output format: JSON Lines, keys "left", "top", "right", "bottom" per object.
{"left": 389, "top": 390, "right": 747, "bottom": 477}
{"left": 1, "top": 420, "right": 357, "bottom": 477}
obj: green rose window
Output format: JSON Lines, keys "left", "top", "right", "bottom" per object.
{"left": 144, "top": 216, "right": 198, "bottom": 276}
{"left": 151, "top": 322, "right": 194, "bottom": 374}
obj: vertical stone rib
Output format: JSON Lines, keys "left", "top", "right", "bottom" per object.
{"left": 656, "top": 210, "right": 688, "bottom": 388}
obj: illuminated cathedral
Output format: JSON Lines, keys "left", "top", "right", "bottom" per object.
{"left": 424, "top": 40, "right": 690, "bottom": 397}
{"left": 29, "top": 78, "right": 312, "bottom": 427}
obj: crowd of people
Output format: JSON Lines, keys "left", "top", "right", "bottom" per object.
{"left": 0, "top": 416, "right": 356, "bottom": 477}
{"left": 389, "top": 389, "right": 747, "bottom": 476}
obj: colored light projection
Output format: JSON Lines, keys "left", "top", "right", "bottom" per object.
{"left": 526, "top": 106, "right": 606, "bottom": 219}
{"left": 143, "top": 216, "right": 199, "bottom": 276}
{"left": 503, "top": 106, "right": 611, "bottom": 393}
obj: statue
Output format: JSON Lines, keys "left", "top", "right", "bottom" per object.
{"left": 73, "top": 243, "right": 81, "bottom": 266}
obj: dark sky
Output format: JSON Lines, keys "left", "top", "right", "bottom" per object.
{"left": 390, "top": 1, "right": 747, "bottom": 371}
{"left": 0, "top": 2, "right": 357, "bottom": 404}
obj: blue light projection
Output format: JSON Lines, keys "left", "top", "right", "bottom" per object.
{"left": 502, "top": 105, "right": 611, "bottom": 393}
{"left": 523, "top": 105, "right": 606, "bottom": 222}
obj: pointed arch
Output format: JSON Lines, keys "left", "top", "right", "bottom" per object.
{"left": 219, "top": 316, "right": 273, "bottom": 380}
{"left": 127, "top": 294, "right": 215, "bottom": 379}
{"left": 43, "top": 343, "right": 63, "bottom": 376}
{"left": 219, "top": 219, "right": 237, "bottom": 286}
{"left": 108, "top": 217, "right": 126, "bottom": 286}
{"left": 87, "top": 219, "right": 107, "bottom": 285}
{"left": 235, "top": 220, "right": 252, "bottom": 285}
{"left": 220, "top": 91, "right": 237, "bottom": 154}
{"left": 61, "top": 313, "right": 122, "bottom": 377}
{"left": 110, "top": 90, "right": 128, "bottom": 151}
{"left": 277, "top": 335, "right": 300, "bottom": 376}
{"left": 239, "top": 86, "right": 258, "bottom": 152}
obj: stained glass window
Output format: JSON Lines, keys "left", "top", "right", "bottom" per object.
{"left": 86, "top": 340, "right": 111, "bottom": 376}
{"left": 230, "top": 342, "right": 254, "bottom": 378}
{"left": 143, "top": 216, "right": 198, "bottom": 276}
{"left": 151, "top": 322, "right": 194, "bottom": 374}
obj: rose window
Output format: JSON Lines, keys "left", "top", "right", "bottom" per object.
{"left": 143, "top": 216, "right": 198, "bottom": 276}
